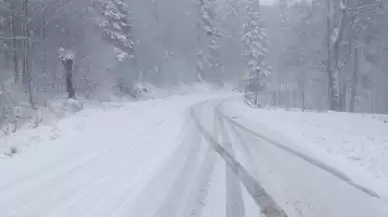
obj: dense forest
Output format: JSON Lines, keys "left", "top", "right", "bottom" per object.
{"left": 267, "top": 0, "right": 388, "bottom": 113}
{"left": 0, "top": 0, "right": 387, "bottom": 128}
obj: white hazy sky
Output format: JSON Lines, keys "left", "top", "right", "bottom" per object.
{"left": 261, "top": 0, "right": 277, "bottom": 5}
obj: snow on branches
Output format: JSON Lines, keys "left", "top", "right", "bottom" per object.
{"left": 58, "top": 47, "right": 75, "bottom": 62}
{"left": 99, "top": 0, "right": 135, "bottom": 62}
{"left": 194, "top": 0, "right": 222, "bottom": 81}
{"left": 241, "top": 0, "right": 271, "bottom": 89}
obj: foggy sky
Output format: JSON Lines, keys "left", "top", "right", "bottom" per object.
{"left": 261, "top": 0, "right": 276, "bottom": 5}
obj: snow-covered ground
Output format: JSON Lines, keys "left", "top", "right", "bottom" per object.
{"left": 221, "top": 98, "right": 388, "bottom": 200}
{"left": 0, "top": 91, "right": 239, "bottom": 217}
{"left": 1, "top": 93, "right": 387, "bottom": 217}
{"left": 0, "top": 83, "right": 230, "bottom": 158}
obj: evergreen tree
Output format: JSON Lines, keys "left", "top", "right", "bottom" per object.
{"left": 0, "top": 0, "right": 23, "bottom": 84}
{"left": 195, "top": 0, "right": 222, "bottom": 82}
{"left": 100, "top": 0, "right": 135, "bottom": 62}
{"left": 241, "top": 0, "right": 271, "bottom": 90}
{"left": 278, "top": 0, "right": 289, "bottom": 31}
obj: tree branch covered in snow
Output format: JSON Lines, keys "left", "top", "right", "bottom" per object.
{"left": 241, "top": 0, "right": 271, "bottom": 90}
{"left": 99, "top": 0, "right": 136, "bottom": 62}
{"left": 194, "top": 0, "right": 223, "bottom": 83}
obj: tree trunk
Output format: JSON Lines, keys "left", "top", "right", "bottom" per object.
{"left": 196, "top": 31, "right": 205, "bottom": 82}
{"left": 41, "top": 6, "right": 48, "bottom": 84}
{"left": 22, "top": 0, "right": 27, "bottom": 85}
{"left": 63, "top": 59, "right": 75, "bottom": 99}
{"left": 10, "top": 14, "right": 20, "bottom": 84}
{"left": 300, "top": 72, "right": 306, "bottom": 111}
{"left": 349, "top": 47, "right": 358, "bottom": 112}
{"left": 326, "top": 0, "right": 332, "bottom": 109}
{"left": 66, "top": 71, "right": 75, "bottom": 99}
{"left": 284, "top": 70, "right": 289, "bottom": 108}
{"left": 340, "top": 70, "right": 347, "bottom": 111}
{"left": 327, "top": 0, "right": 347, "bottom": 111}
{"left": 330, "top": 67, "right": 341, "bottom": 111}
{"left": 22, "top": 0, "right": 34, "bottom": 107}
{"left": 277, "top": 82, "right": 281, "bottom": 106}
{"left": 137, "top": 68, "right": 144, "bottom": 83}
{"left": 4, "top": 42, "right": 10, "bottom": 69}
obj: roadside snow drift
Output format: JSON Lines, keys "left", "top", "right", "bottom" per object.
{"left": 221, "top": 98, "right": 388, "bottom": 200}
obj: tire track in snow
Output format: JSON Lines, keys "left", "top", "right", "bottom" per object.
{"left": 125, "top": 118, "right": 202, "bottom": 217}
{"left": 218, "top": 105, "right": 381, "bottom": 199}
{"left": 192, "top": 104, "right": 287, "bottom": 217}
{"left": 154, "top": 125, "right": 203, "bottom": 217}
{"left": 181, "top": 104, "right": 219, "bottom": 217}
{"left": 229, "top": 124, "right": 254, "bottom": 167}
{"left": 218, "top": 116, "right": 245, "bottom": 217}
{"left": 228, "top": 127, "right": 316, "bottom": 217}
{"left": 1, "top": 119, "right": 171, "bottom": 217}
{"left": 0, "top": 103, "right": 173, "bottom": 195}
{"left": 0, "top": 130, "right": 147, "bottom": 215}
{"left": 0, "top": 115, "right": 167, "bottom": 196}
{"left": 21, "top": 137, "right": 158, "bottom": 217}
{"left": 55, "top": 115, "right": 191, "bottom": 217}
{"left": 5, "top": 143, "right": 141, "bottom": 217}
{"left": 182, "top": 146, "right": 217, "bottom": 217}
{"left": 0, "top": 114, "right": 178, "bottom": 217}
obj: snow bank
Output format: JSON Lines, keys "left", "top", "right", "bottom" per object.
{"left": 0, "top": 98, "right": 88, "bottom": 158}
{"left": 222, "top": 98, "right": 388, "bottom": 199}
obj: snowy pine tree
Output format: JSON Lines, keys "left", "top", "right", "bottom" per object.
{"left": 278, "top": 0, "right": 289, "bottom": 31}
{"left": 241, "top": 0, "right": 271, "bottom": 90}
{"left": 100, "top": 0, "right": 135, "bottom": 62}
{"left": 195, "top": 0, "right": 222, "bottom": 82}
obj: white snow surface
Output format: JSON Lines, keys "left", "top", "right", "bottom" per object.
{"left": 0, "top": 83, "right": 229, "bottom": 157}
{"left": 222, "top": 98, "right": 388, "bottom": 200}
{"left": 2, "top": 93, "right": 388, "bottom": 217}
{"left": 0, "top": 91, "right": 237, "bottom": 217}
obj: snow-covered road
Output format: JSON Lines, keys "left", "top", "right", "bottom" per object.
{"left": 218, "top": 99, "right": 388, "bottom": 217}
{"left": 0, "top": 95, "right": 387, "bottom": 217}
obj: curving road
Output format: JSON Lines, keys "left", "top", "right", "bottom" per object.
{"left": 0, "top": 97, "right": 387, "bottom": 217}
{"left": 207, "top": 99, "right": 388, "bottom": 217}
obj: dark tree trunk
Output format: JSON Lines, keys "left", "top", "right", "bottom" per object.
{"left": 10, "top": 14, "right": 19, "bottom": 84}
{"left": 326, "top": 0, "right": 331, "bottom": 110}
{"left": 300, "top": 72, "right": 306, "bottom": 111}
{"left": 41, "top": 6, "right": 48, "bottom": 84}
{"left": 277, "top": 83, "right": 281, "bottom": 106}
{"left": 22, "top": 0, "right": 27, "bottom": 85}
{"left": 22, "top": 0, "right": 34, "bottom": 107}
{"left": 66, "top": 72, "right": 75, "bottom": 99}
{"left": 63, "top": 59, "right": 75, "bottom": 99}
{"left": 349, "top": 47, "right": 358, "bottom": 113}
{"left": 301, "top": 88, "right": 305, "bottom": 111}
{"left": 284, "top": 71, "right": 289, "bottom": 108}
{"left": 4, "top": 42, "right": 10, "bottom": 69}
{"left": 340, "top": 73, "right": 347, "bottom": 111}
